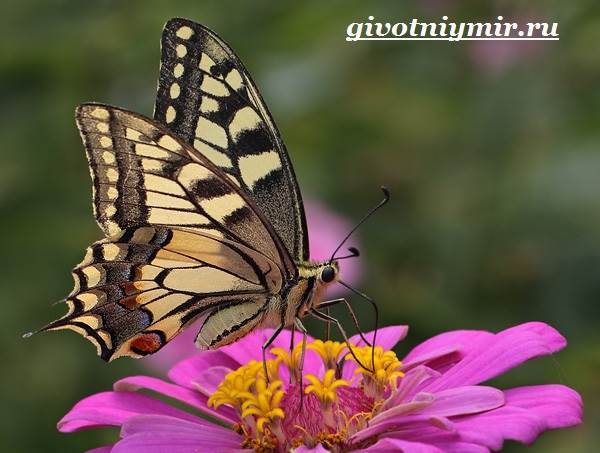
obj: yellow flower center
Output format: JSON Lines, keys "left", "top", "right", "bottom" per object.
{"left": 208, "top": 338, "right": 404, "bottom": 451}
{"left": 346, "top": 345, "right": 404, "bottom": 398}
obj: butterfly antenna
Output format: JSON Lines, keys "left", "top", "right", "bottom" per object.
{"left": 338, "top": 280, "right": 379, "bottom": 374}
{"left": 334, "top": 247, "right": 360, "bottom": 261}
{"left": 329, "top": 186, "right": 390, "bottom": 263}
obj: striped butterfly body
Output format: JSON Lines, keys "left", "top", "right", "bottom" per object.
{"left": 40, "top": 18, "right": 343, "bottom": 361}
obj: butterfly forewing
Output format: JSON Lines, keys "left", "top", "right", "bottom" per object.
{"left": 154, "top": 18, "right": 309, "bottom": 261}
{"left": 43, "top": 226, "right": 283, "bottom": 360}
{"left": 76, "top": 103, "right": 293, "bottom": 273}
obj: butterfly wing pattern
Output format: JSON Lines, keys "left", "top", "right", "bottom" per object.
{"left": 154, "top": 18, "right": 309, "bottom": 262}
{"left": 41, "top": 104, "right": 295, "bottom": 360}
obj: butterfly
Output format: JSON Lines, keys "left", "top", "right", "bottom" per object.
{"left": 38, "top": 18, "right": 385, "bottom": 362}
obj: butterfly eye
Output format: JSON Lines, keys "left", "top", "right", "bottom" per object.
{"left": 321, "top": 266, "right": 336, "bottom": 283}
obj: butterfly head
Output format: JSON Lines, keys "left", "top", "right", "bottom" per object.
{"left": 299, "top": 260, "right": 340, "bottom": 284}
{"left": 319, "top": 261, "right": 339, "bottom": 284}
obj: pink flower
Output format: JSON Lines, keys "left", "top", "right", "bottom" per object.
{"left": 59, "top": 322, "right": 581, "bottom": 452}
{"left": 143, "top": 198, "right": 363, "bottom": 373}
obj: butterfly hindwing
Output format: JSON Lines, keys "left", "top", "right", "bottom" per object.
{"left": 154, "top": 18, "right": 309, "bottom": 261}
{"left": 76, "top": 103, "right": 294, "bottom": 275}
{"left": 42, "top": 226, "right": 283, "bottom": 360}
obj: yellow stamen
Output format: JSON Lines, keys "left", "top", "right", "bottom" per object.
{"left": 240, "top": 377, "right": 285, "bottom": 433}
{"left": 305, "top": 369, "right": 349, "bottom": 405}
{"left": 305, "top": 369, "right": 349, "bottom": 429}
{"left": 308, "top": 339, "right": 347, "bottom": 369}
{"left": 258, "top": 355, "right": 283, "bottom": 382}
{"left": 208, "top": 360, "right": 261, "bottom": 411}
{"left": 271, "top": 342, "right": 304, "bottom": 381}
{"left": 345, "top": 346, "right": 404, "bottom": 398}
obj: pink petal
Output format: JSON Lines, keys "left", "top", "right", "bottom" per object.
{"left": 113, "top": 433, "right": 245, "bottom": 453}
{"left": 168, "top": 350, "right": 239, "bottom": 389}
{"left": 192, "top": 366, "right": 233, "bottom": 396}
{"left": 451, "top": 405, "right": 547, "bottom": 449}
{"left": 380, "top": 433, "right": 490, "bottom": 453}
{"left": 58, "top": 391, "right": 203, "bottom": 432}
{"left": 422, "top": 322, "right": 566, "bottom": 391}
{"left": 353, "top": 437, "right": 445, "bottom": 452}
{"left": 381, "top": 366, "right": 441, "bottom": 410}
{"left": 351, "top": 415, "right": 455, "bottom": 444}
{"left": 121, "top": 414, "right": 234, "bottom": 437}
{"left": 85, "top": 447, "right": 113, "bottom": 453}
{"left": 377, "top": 424, "right": 456, "bottom": 446}
{"left": 403, "top": 330, "right": 494, "bottom": 364}
{"left": 402, "top": 346, "right": 462, "bottom": 374}
{"left": 417, "top": 441, "right": 488, "bottom": 453}
{"left": 372, "top": 386, "right": 503, "bottom": 426}
{"left": 349, "top": 325, "right": 409, "bottom": 349}
{"left": 120, "top": 414, "right": 242, "bottom": 445}
{"left": 377, "top": 385, "right": 581, "bottom": 451}
{"left": 370, "top": 397, "right": 434, "bottom": 425}
{"left": 443, "top": 385, "right": 581, "bottom": 451}
{"left": 114, "top": 376, "right": 236, "bottom": 424}
{"left": 504, "top": 384, "right": 583, "bottom": 429}
{"left": 416, "top": 386, "right": 504, "bottom": 417}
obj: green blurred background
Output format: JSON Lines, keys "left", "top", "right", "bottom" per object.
{"left": 2, "top": 0, "right": 598, "bottom": 451}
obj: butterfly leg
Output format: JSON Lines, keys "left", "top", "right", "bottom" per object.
{"left": 324, "top": 307, "right": 331, "bottom": 341}
{"left": 288, "top": 322, "right": 297, "bottom": 386}
{"left": 310, "top": 308, "right": 374, "bottom": 373}
{"left": 318, "top": 298, "right": 372, "bottom": 347}
{"left": 294, "top": 317, "right": 308, "bottom": 377}
{"left": 262, "top": 322, "right": 285, "bottom": 383}
{"left": 294, "top": 317, "right": 308, "bottom": 410}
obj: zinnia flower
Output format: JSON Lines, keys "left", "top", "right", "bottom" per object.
{"left": 59, "top": 322, "right": 582, "bottom": 452}
{"left": 143, "top": 198, "right": 362, "bottom": 373}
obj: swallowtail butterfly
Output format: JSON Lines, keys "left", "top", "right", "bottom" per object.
{"left": 38, "top": 18, "right": 385, "bottom": 362}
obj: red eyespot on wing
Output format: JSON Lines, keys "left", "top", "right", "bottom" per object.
{"left": 130, "top": 333, "right": 163, "bottom": 355}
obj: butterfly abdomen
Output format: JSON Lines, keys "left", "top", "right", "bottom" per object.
{"left": 195, "top": 296, "right": 275, "bottom": 349}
